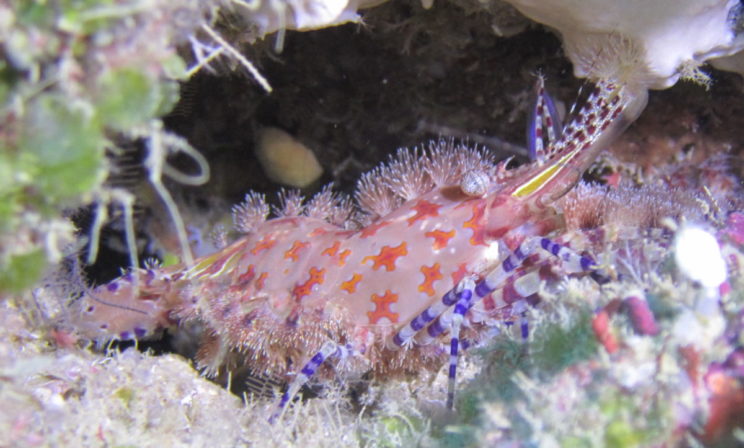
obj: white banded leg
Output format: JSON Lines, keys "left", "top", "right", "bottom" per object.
{"left": 390, "top": 236, "right": 602, "bottom": 410}
{"left": 392, "top": 277, "right": 476, "bottom": 348}
{"left": 270, "top": 341, "right": 355, "bottom": 422}
{"left": 397, "top": 279, "right": 478, "bottom": 409}
{"left": 475, "top": 237, "right": 603, "bottom": 342}
{"left": 396, "top": 257, "right": 542, "bottom": 349}
{"left": 513, "top": 299, "right": 530, "bottom": 340}
{"left": 478, "top": 237, "right": 600, "bottom": 296}
{"left": 387, "top": 276, "right": 477, "bottom": 410}
{"left": 446, "top": 278, "right": 476, "bottom": 408}
{"left": 413, "top": 237, "right": 600, "bottom": 345}
{"left": 470, "top": 269, "right": 542, "bottom": 319}
{"left": 445, "top": 238, "right": 599, "bottom": 407}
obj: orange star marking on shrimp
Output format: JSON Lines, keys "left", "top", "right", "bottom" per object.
{"left": 237, "top": 264, "right": 255, "bottom": 284}
{"left": 407, "top": 199, "right": 441, "bottom": 226}
{"left": 425, "top": 229, "right": 456, "bottom": 250}
{"left": 362, "top": 242, "right": 408, "bottom": 271}
{"left": 337, "top": 249, "right": 351, "bottom": 266}
{"left": 284, "top": 240, "right": 310, "bottom": 262}
{"left": 323, "top": 241, "right": 351, "bottom": 266}
{"left": 292, "top": 267, "right": 326, "bottom": 301}
{"left": 367, "top": 290, "right": 399, "bottom": 324}
{"left": 322, "top": 241, "right": 340, "bottom": 256}
{"left": 418, "top": 263, "right": 443, "bottom": 296}
{"left": 360, "top": 220, "right": 391, "bottom": 238}
{"left": 251, "top": 235, "right": 277, "bottom": 255}
{"left": 451, "top": 262, "right": 469, "bottom": 284}
{"left": 340, "top": 273, "right": 363, "bottom": 293}
{"left": 308, "top": 227, "right": 328, "bottom": 237}
{"left": 256, "top": 272, "right": 269, "bottom": 290}
{"left": 463, "top": 201, "right": 488, "bottom": 246}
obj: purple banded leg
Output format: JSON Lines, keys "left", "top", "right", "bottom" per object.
{"left": 393, "top": 277, "right": 477, "bottom": 409}
{"left": 445, "top": 279, "right": 475, "bottom": 409}
{"left": 392, "top": 234, "right": 581, "bottom": 349}
{"left": 527, "top": 74, "right": 563, "bottom": 162}
{"left": 511, "top": 299, "right": 530, "bottom": 340}
{"left": 486, "top": 236, "right": 600, "bottom": 283}
{"left": 395, "top": 236, "right": 601, "bottom": 410}
{"left": 418, "top": 244, "right": 544, "bottom": 344}
{"left": 470, "top": 237, "right": 602, "bottom": 336}
{"left": 430, "top": 271, "right": 538, "bottom": 340}
{"left": 270, "top": 341, "right": 354, "bottom": 423}
{"left": 389, "top": 276, "right": 479, "bottom": 409}
{"left": 392, "top": 277, "right": 476, "bottom": 348}
{"left": 429, "top": 283, "right": 531, "bottom": 409}
{"left": 440, "top": 236, "right": 600, "bottom": 336}
{"left": 470, "top": 269, "right": 542, "bottom": 320}
{"left": 474, "top": 238, "right": 541, "bottom": 299}
{"left": 537, "top": 237, "right": 599, "bottom": 274}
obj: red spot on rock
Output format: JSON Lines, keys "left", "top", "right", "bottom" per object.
{"left": 592, "top": 310, "right": 618, "bottom": 354}
{"left": 624, "top": 295, "right": 659, "bottom": 336}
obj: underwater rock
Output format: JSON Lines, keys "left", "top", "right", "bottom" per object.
{"left": 503, "top": 0, "right": 744, "bottom": 88}
{"left": 255, "top": 127, "right": 324, "bottom": 188}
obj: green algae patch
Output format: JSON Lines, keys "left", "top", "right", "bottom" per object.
{"left": 114, "top": 387, "right": 135, "bottom": 408}
{"left": 604, "top": 421, "right": 643, "bottom": 448}
{"left": 0, "top": 249, "right": 46, "bottom": 294}
{"left": 530, "top": 308, "right": 599, "bottom": 377}
{"left": 95, "top": 68, "right": 165, "bottom": 131}
{"left": 19, "top": 94, "right": 105, "bottom": 203}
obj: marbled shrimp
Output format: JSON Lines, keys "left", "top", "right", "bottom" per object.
{"left": 72, "top": 76, "right": 648, "bottom": 417}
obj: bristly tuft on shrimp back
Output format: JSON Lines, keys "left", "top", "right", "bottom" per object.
{"left": 232, "top": 192, "right": 270, "bottom": 234}
{"left": 355, "top": 140, "right": 499, "bottom": 220}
